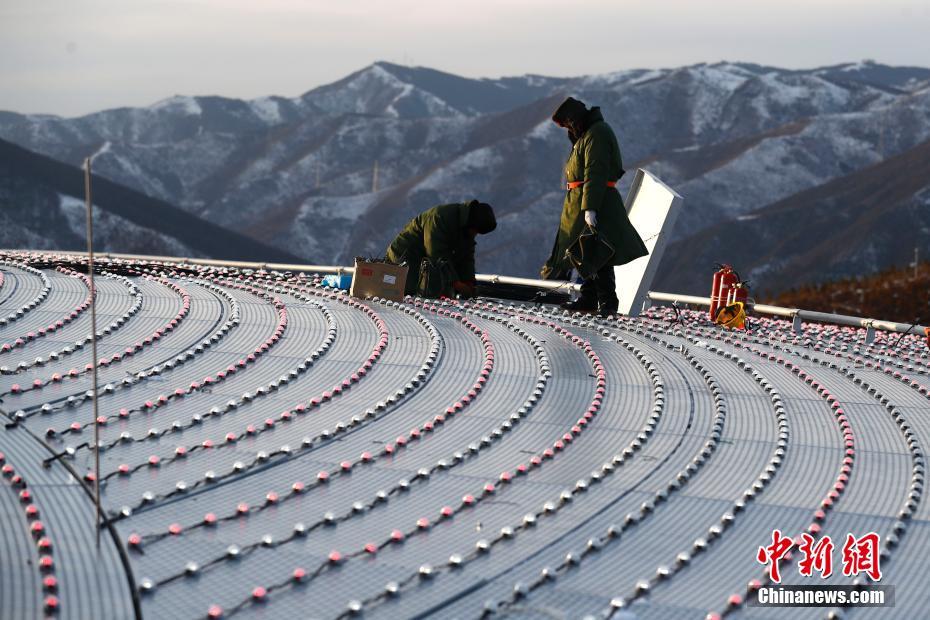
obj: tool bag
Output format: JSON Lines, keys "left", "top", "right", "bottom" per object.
{"left": 417, "top": 257, "right": 456, "bottom": 298}
{"left": 565, "top": 226, "right": 615, "bottom": 280}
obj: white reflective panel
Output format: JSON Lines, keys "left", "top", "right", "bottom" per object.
{"left": 614, "top": 169, "right": 682, "bottom": 317}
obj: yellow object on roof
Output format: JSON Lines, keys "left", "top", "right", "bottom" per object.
{"left": 715, "top": 301, "right": 746, "bottom": 329}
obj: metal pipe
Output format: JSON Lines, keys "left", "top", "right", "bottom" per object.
{"left": 5, "top": 252, "right": 585, "bottom": 291}
{"left": 646, "top": 291, "right": 928, "bottom": 335}
{"left": 644, "top": 292, "right": 710, "bottom": 307}
{"left": 749, "top": 303, "right": 799, "bottom": 318}
{"left": 474, "top": 273, "right": 582, "bottom": 293}
{"left": 82, "top": 159, "right": 102, "bottom": 548}
{"left": 2, "top": 250, "right": 351, "bottom": 275}
{"left": 2, "top": 249, "right": 924, "bottom": 336}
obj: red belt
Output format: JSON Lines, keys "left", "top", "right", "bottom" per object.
{"left": 566, "top": 180, "right": 617, "bottom": 190}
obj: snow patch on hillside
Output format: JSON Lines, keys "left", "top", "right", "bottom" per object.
{"left": 914, "top": 186, "right": 930, "bottom": 206}
{"left": 384, "top": 83, "right": 415, "bottom": 118}
{"left": 0, "top": 218, "right": 52, "bottom": 251}
{"left": 306, "top": 64, "right": 461, "bottom": 118}
{"left": 298, "top": 192, "right": 374, "bottom": 222}
{"left": 89, "top": 140, "right": 112, "bottom": 162}
{"left": 527, "top": 119, "right": 558, "bottom": 139}
{"left": 275, "top": 192, "right": 380, "bottom": 263}
{"left": 249, "top": 97, "right": 283, "bottom": 124}
{"left": 58, "top": 194, "right": 200, "bottom": 257}
{"left": 677, "top": 134, "right": 825, "bottom": 223}
{"left": 689, "top": 65, "right": 750, "bottom": 135}
{"left": 151, "top": 96, "right": 202, "bottom": 116}
{"left": 579, "top": 68, "right": 642, "bottom": 87}
{"left": 383, "top": 78, "right": 465, "bottom": 118}
{"left": 523, "top": 75, "right": 550, "bottom": 88}
{"left": 109, "top": 151, "right": 172, "bottom": 201}
{"left": 416, "top": 147, "right": 501, "bottom": 192}
{"left": 840, "top": 61, "right": 869, "bottom": 72}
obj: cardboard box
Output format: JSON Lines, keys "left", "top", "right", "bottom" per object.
{"left": 350, "top": 258, "right": 408, "bottom": 302}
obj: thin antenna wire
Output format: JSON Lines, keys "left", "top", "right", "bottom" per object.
{"left": 83, "top": 156, "right": 102, "bottom": 549}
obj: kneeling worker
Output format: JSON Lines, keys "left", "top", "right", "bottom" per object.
{"left": 386, "top": 200, "right": 496, "bottom": 298}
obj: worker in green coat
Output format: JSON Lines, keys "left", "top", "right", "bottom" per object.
{"left": 541, "top": 97, "right": 648, "bottom": 317}
{"left": 386, "top": 200, "right": 496, "bottom": 298}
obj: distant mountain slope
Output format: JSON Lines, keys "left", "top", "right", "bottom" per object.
{"left": 0, "top": 138, "right": 302, "bottom": 262}
{"left": 655, "top": 138, "right": 930, "bottom": 295}
{"left": 1, "top": 60, "right": 929, "bottom": 285}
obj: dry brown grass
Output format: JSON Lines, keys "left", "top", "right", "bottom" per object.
{"left": 768, "top": 262, "right": 930, "bottom": 324}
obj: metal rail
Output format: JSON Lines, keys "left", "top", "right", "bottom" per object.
{"left": 2, "top": 249, "right": 925, "bottom": 336}
{"left": 646, "top": 291, "right": 928, "bottom": 336}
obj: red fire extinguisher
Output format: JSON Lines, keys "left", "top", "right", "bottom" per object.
{"left": 727, "top": 279, "right": 752, "bottom": 330}
{"left": 709, "top": 264, "right": 738, "bottom": 321}
{"left": 726, "top": 279, "right": 750, "bottom": 306}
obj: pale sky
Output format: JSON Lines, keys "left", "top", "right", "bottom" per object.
{"left": 2, "top": 0, "right": 929, "bottom": 117}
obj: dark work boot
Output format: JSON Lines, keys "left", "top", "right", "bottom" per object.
{"left": 561, "top": 296, "right": 597, "bottom": 313}
{"left": 564, "top": 275, "right": 599, "bottom": 313}
{"left": 592, "top": 264, "right": 618, "bottom": 318}
{"left": 597, "top": 300, "right": 619, "bottom": 318}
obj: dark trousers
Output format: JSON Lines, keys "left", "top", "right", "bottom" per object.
{"left": 579, "top": 264, "right": 618, "bottom": 306}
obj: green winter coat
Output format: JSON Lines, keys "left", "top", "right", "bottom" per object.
{"left": 385, "top": 202, "right": 476, "bottom": 295}
{"left": 541, "top": 109, "right": 648, "bottom": 280}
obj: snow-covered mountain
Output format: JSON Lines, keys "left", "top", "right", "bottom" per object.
{"left": 2, "top": 60, "right": 929, "bottom": 290}
{"left": 657, "top": 137, "right": 930, "bottom": 295}
{"left": 0, "top": 138, "right": 301, "bottom": 262}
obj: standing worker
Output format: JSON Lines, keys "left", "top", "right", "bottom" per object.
{"left": 541, "top": 97, "right": 647, "bottom": 317}
{"left": 386, "top": 200, "right": 496, "bottom": 298}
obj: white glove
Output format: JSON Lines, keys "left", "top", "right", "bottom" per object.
{"left": 584, "top": 210, "right": 597, "bottom": 228}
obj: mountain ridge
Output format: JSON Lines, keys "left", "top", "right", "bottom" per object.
{"left": 655, "top": 136, "right": 930, "bottom": 295}
{"left": 2, "top": 60, "right": 929, "bottom": 291}
{"left": 0, "top": 137, "right": 302, "bottom": 263}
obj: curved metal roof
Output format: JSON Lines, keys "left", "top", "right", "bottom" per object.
{"left": 0, "top": 253, "right": 926, "bottom": 620}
